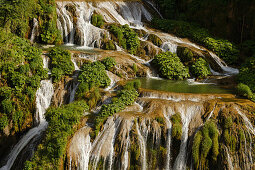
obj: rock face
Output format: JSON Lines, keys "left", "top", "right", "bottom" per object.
{"left": 66, "top": 89, "right": 255, "bottom": 170}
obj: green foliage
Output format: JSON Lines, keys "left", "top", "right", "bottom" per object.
{"left": 104, "top": 40, "right": 116, "bottom": 50}
{"left": 177, "top": 46, "right": 194, "bottom": 63}
{"left": 25, "top": 100, "right": 89, "bottom": 169}
{"left": 0, "top": 30, "right": 46, "bottom": 133}
{"left": 37, "top": 0, "right": 62, "bottom": 44}
{"left": 123, "top": 80, "right": 141, "bottom": 90}
{"left": 191, "top": 58, "right": 211, "bottom": 79}
{"left": 48, "top": 47, "right": 74, "bottom": 83}
{"left": 95, "top": 82, "right": 139, "bottom": 133}
{"left": 152, "top": 51, "right": 189, "bottom": 80}
{"left": 238, "top": 56, "right": 255, "bottom": 94}
{"left": 192, "top": 121, "right": 219, "bottom": 169}
{"left": 132, "top": 63, "right": 138, "bottom": 74}
{"left": 171, "top": 113, "right": 182, "bottom": 140}
{"left": 192, "top": 131, "right": 202, "bottom": 169}
{"left": 237, "top": 83, "right": 254, "bottom": 100}
{"left": 91, "top": 13, "right": 104, "bottom": 28}
{"left": 0, "top": 114, "right": 8, "bottom": 131}
{"left": 148, "top": 34, "right": 163, "bottom": 47}
{"left": 109, "top": 24, "right": 140, "bottom": 54}
{"left": 101, "top": 57, "right": 116, "bottom": 70}
{"left": 151, "top": 18, "right": 239, "bottom": 65}
{"left": 78, "top": 61, "right": 110, "bottom": 88}
{"left": 0, "top": 0, "right": 36, "bottom": 37}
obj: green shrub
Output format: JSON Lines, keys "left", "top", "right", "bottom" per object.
{"left": 104, "top": 40, "right": 116, "bottom": 50}
{"left": 91, "top": 13, "right": 105, "bottom": 28}
{"left": 51, "top": 67, "right": 64, "bottom": 83}
{"left": 25, "top": 100, "right": 89, "bottom": 169}
{"left": 101, "top": 57, "right": 116, "bottom": 70}
{"left": 152, "top": 51, "right": 189, "bottom": 80}
{"left": 238, "top": 56, "right": 255, "bottom": 92}
{"left": 132, "top": 63, "right": 138, "bottom": 74}
{"left": 177, "top": 46, "right": 194, "bottom": 63}
{"left": 237, "top": 83, "right": 253, "bottom": 99}
{"left": 78, "top": 61, "right": 110, "bottom": 88}
{"left": 109, "top": 24, "right": 140, "bottom": 54}
{"left": 0, "top": 31, "right": 46, "bottom": 132}
{"left": 171, "top": 113, "right": 182, "bottom": 140}
{"left": 0, "top": 114, "right": 8, "bottom": 131}
{"left": 148, "top": 34, "right": 163, "bottom": 47}
{"left": 190, "top": 58, "right": 211, "bottom": 79}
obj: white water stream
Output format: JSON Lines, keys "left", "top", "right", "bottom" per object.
{"left": 0, "top": 80, "right": 54, "bottom": 170}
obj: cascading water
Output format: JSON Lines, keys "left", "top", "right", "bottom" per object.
{"left": 30, "top": 18, "right": 38, "bottom": 43}
{"left": 0, "top": 80, "right": 54, "bottom": 170}
{"left": 173, "top": 104, "right": 202, "bottom": 170}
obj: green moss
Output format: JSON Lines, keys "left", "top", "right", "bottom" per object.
{"left": 25, "top": 100, "right": 89, "bottom": 170}
{"left": 0, "top": 31, "right": 47, "bottom": 133}
{"left": 101, "top": 57, "right": 116, "bottom": 71}
{"left": 104, "top": 40, "right": 116, "bottom": 50}
{"left": 237, "top": 83, "right": 254, "bottom": 101}
{"left": 48, "top": 47, "right": 74, "bottom": 83}
{"left": 0, "top": 114, "right": 8, "bottom": 131}
{"left": 109, "top": 24, "right": 140, "bottom": 54}
{"left": 190, "top": 58, "right": 211, "bottom": 79}
{"left": 192, "top": 131, "right": 202, "bottom": 169}
{"left": 148, "top": 34, "right": 163, "bottom": 47}
{"left": 152, "top": 51, "right": 190, "bottom": 80}
{"left": 91, "top": 13, "right": 105, "bottom": 28}
{"left": 192, "top": 121, "right": 219, "bottom": 169}
{"left": 132, "top": 63, "right": 138, "bottom": 74}
{"left": 177, "top": 46, "right": 194, "bottom": 63}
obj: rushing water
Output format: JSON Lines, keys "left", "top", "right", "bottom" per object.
{"left": 0, "top": 80, "right": 54, "bottom": 170}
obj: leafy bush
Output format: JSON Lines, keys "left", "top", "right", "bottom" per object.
{"left": 104, "top": 40, "right": 116, "bottom": 50}
{"left": 238, "top": 56, "right": 255, "bottom": 92}
{"left": 48, "top": 47, "right": 74, "bottom": 82}
{"left": 78, "top": 61, "right": 110, "bottom": 88}
{"left": 91, "top": 13, "right": 105, "bottom": 28}
{"left": 151, "top": 18, "right": 239, "bottom": 65}
{"left": 237, "top": 83, "right": 253, "bottom": 100}
{"left": 177, "top": 46, "right": 194, "bottom": 63}
{"left": 152, "top": 51, "right": 189, "bottom": 80}
{"left": 101, "top": 57, "right": 116, "bottom": 70}
{"left": 109, "top": 24, "right": 140, "bottom": 54}
{"left": 0, "top": 114, "right": 8, "bottom": 131}
{"left": 148, "top": 34, "right": 163, "bottom": 47}
{"left": 170, "top": 113, "right": 182, "bottom": 140}
{"left": 25, "top": 100, "right": 89, "bottom": 169}
{"left": 190, "top": 58, "right": 211, "bottom": 79}
{"left": 0, "top": 31, "right": 46, "bottom": 133}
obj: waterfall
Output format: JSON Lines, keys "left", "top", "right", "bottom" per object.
{"left": 144, "top": 0, "right": 164, "bottom": 19}
{"left": 208, "top": 52, "right": 239, "bottom": 75}
{"left": 56, "top": 1, "right": 152, "bottom": 47}
{"left": 30, "top": 18, "right": 38, "bottom": 43}
{"left": 161, "top": 42, "right": 178, "bottom": 53}
{"left": 68, "top": 127, "right": 92, "bottom": 170}
{"left": 69, "top": 81, "right": 79, "bottom": 103}
{"left": 224, "top": 145, "right": 234, "bottom": 170}
{"left": 173, "top": 104, "right": 201, "bottom": 170}
{"left": 71, "top": 58, "right": 80, "bottom": 70}
{"left": 163, "top": 107, "right": 174, "bottom": 170}
{"left": 136, "top": 121, "right": 147, "bottom": 170}
{"left": 0, "top": 80, "right": 54, "bottom": 170}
